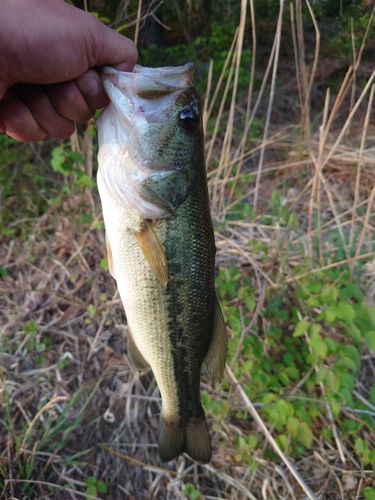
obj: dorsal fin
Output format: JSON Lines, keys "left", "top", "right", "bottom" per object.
{"left": 133, "top": 220, "right": 168, "bottom": 287}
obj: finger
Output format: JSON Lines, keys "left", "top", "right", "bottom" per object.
{"left": 0, "top": 89, "right": 47, "bottom": 142}
{"left": 45, "top": 80, "right": 95, "bottom": 123}
{"left": 75, "top": 69, "right": 109, "bottom": 110}
{"left": 13, "top": 84, "right": 75, "bottom": 140}
{"left": 85, "top": 16, "right": 138, "bottom": 71}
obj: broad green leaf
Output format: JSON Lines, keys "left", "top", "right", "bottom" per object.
{"left": 308, "top": 404, "right": 319, "bottom": 418}
{"left": 321, "top": 284, "right": 339, "bottom": 301}
{"left": 296, "top": 407, "right": 313, "bottom": 426}
{"left": 339, "top": 284, "right": 363, "bottom": 302}
{"left": 324, "top": 337, "right": 337, "bottom": 352}
{"left": 355, "top": 438, "right": 367, "bottom": 454}
{"left": 309, "top": 323, "right": 321, "bottom": 336}
{"left": 245, "top": 294, "right": 255, "bottom": 313}
{"left": 347, "top": 325, "right": 362, "bottom": 342}
{"left": 258, "top": 370, "right": 270, "bottom": 387}
{"left": 275, "top": 434, "right": 288, "bottom": 451}
{"left": 278, "top": 371, "right": 289, "bottom": 386}
{"left": 286, "top": 416, "right": 300, "bottom": 437}
{"left": 364, "top": 331, "right": 375, "bottom": 352}
{"left": 238, "top": 436, "right": 247, "bottom": 449}
{"left": 309, "top": 335, "right": 327, "bottom": 359}
{"left": 297, "top": 422, "right": 313, "bottom": 449}
{"left": 50, "top": 146, "right": 66, "bottom": 172}
{"left": 307, "top": 296, "right": 321, "bottom": 307}
{"left": 340, "top": 388, "right": 354, "bottom": 407}
{"left": 86, "top": 485, "right": 97, "bottom": 497}
{"left": 323, "top": 305, "right": 337, "bottom": 323}
{"left": 336, "top": 356, "right": 357, "bottom": 371}
{"left": 68, "top": 151, "right": 83, "bottom": 162}
{"left": 241, "top": 360, "right": 254, "bottom": 372}
{"left": 363, "top": 487, "right": 375, "bottom": 500}
{"left": 275, "top": 399, "right": 293, "bottom": 418}
{"left": 331, "top": 401, "right": 340, "bottom": 419}
{"left": 335, "top": 302, "right": 355, "bottom": 324}
{"left": 247, "top": 434, "right": 259, "bottom": 449}
{"left": 262, "top": 393, "right": 278, "bottom": 405}
{"left": 344, "top": 345, "right": 360, "bottom": 370}
{"left": 316, "top": 366, "right": 328, "bottom": 384}
{"left": 84, "top": 477, "right": 97, "bottom": 486}
{"left": 284, "top": 365, "right": 300, "bottom": 380}
{"left": 293, "top": 321, "right": 310, "bottom": 338}
{"left": 100, "top": 257, "right": 109, "bottom": 271}
{"left": 96, "top": 480, "right": 107, "bottom": 493}
{"left": 325, "top": 370, "right": 340, "bottom": 392}
{"left": 288, "top": 212, "right": 299, "bottom": 227}
{"left": 367, "top": 307, "right": 375, "bottom": 328}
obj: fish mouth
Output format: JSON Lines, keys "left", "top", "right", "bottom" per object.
{"left": 101, "top": 62, "right": 195, "bottom": 95}
{"left": 100, "top": 63, "right": 196, "bottom": 131}
{"left": 97, "top": 63, "right": 200, "bottom": 219}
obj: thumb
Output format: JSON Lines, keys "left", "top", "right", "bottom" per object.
{"left": 86, "top": 15, "right": 138, "bottom": 72}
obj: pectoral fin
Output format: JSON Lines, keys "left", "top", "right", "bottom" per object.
{"left": 133, "top": 220, "right": 168, "bottom": 287}
{"left": 204, "top": 296, "right": 228, "bottom": 386}
{"left": 105, "top": 233, "right": 116, "bottom": 280}
{"left": 127, "top": 328, "right": 150, "bottom": 371}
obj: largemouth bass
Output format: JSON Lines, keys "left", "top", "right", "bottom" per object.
{"left": 97, "top": 63, "right": 227, "bottom": 464}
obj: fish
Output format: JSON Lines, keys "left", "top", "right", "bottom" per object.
{"left": 96, "top": 63, "right": 227, "bottom": 464}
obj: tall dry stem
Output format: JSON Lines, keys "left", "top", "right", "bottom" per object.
{"left": 134, "top": 0, "right": 142, "bottom": 46}
{"left": 205, "top": 28, "right": 239, "bottom": 169}
{"left": 251, "top": 0, "right": 284, "bottom": 229}
{"left": 215, "top": 0, "right": 248, "bottom": 214}
{"left": 226, "top": 0, "right": 257, "bottom": 208}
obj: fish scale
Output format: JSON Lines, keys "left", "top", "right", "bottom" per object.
{"left": 97, "top": 63, "right": 228, "bottom": 463}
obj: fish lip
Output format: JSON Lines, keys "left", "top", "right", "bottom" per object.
{"left": 100, "top": 62, "right": 195, "bottom": 79}
{"left": 100, "top": 63, "right": 195, "bottom": 94}
{"left": 133, "top": 62, "right": 195, "bottom": 81}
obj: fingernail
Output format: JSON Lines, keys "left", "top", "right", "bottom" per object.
{"left": 76, "top": 75, "right": 100, "bottom": 96}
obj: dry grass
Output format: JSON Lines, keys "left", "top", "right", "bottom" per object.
{"left": 2, "top": 1, "right": 375, "bottom": 499}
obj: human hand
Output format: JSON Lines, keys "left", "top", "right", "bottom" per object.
{"left": 0, "top": 0, "right": 138, "bottom": 142}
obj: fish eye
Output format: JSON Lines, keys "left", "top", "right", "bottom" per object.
{"left": 179, "top": 107, "right": 199, "bottom": 132}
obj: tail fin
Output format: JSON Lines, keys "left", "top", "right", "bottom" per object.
{"left": 158, "top": 415, "right": 212, "bottom": 464}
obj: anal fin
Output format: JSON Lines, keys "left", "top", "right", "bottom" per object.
{"left": 127, "top": 328, "right": 150, "bottom": 371}
{"left": 133, "top": 219, "right": 168, "bottom": 287}
{"left": 105, "top": 232, "right": 116, "bottom": 280}
{"left": 204, "top": 296, "right": 228, "bottom": 386}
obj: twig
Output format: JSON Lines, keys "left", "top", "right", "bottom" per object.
{"left": 279, "top": 250, "right": 375, "bottom": 286}
{"left": 134, "top": 0, "right": 143, "bottom": 47}
{"left": 21, "top": 395, "right": 67, "bottom": 449}
{"left": 87, "top": 314, "right": 107, "bottom": 361}
{"left": 350, "top": 84, "right": 375, "bottom": 250}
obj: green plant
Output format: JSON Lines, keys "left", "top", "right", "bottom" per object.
{"left": 215, "top": 261, "right": 375, "bottom": 462}
{"left": 184, "top": 482, "right": 202, "bottom": 500}
{"left": 50, "top": 146, "right": 94, "bottom": 190}
{"left": 84, "top": 476, "right": 107, "bottom": 499}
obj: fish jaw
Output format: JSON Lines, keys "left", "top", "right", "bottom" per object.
{"left": 97, "top": 63, "right": 201, "bottom": 219}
